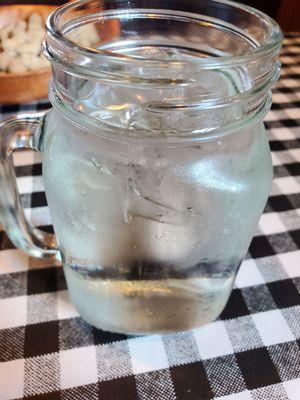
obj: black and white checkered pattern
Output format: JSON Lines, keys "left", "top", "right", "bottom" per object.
{"left": 0, "top": 35, "right": 300, "bottom": 400}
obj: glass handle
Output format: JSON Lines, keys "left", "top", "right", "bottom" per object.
{"left": 0, "top": 111, "right": 59, "bottom": 259}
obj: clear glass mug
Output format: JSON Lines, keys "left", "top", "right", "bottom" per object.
{"left": 0, "top": 0, "right": 282, "bottom": 334}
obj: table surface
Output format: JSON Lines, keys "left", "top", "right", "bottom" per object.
{"left": 0, "top": 35, "right": 300, "bottom": 400}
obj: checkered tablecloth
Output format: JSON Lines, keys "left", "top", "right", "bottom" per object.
{"left": 0, "top": 35, "right": 300, "bottom": 400}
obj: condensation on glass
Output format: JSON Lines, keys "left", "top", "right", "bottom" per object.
{"left": 0, "top": 0, "right": 283, "bottom": 334}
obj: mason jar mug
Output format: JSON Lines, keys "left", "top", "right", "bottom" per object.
{"left": 0, "top": 0, "right": 282, "bottom": 334}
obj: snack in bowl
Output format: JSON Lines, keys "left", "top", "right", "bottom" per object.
{"left": 0, "top": 5, "right": 56, "bottom": 104}
{"left": 0, "top": 12, "right": 49, "bottom": 73}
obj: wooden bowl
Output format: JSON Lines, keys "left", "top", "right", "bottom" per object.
{"left": 0, "top": 5, "right": 57, "bottom": 104}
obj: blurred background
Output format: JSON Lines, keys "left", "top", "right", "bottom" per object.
{"left": 242, "top": 0, "right": 300, "bottom": 32}
{"left": 0, "top": 0, "right": 299, "bottom": 32}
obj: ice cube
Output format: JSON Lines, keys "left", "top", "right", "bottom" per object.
{"left": 123, "top": 173, "right": 192, "bottom": 226}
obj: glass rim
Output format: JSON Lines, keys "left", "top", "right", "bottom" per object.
{"left": 45, "top": 0, "right": 283, "bottom": 72}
